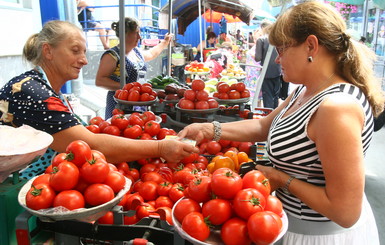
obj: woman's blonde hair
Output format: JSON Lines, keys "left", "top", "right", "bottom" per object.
{"left": 23, "top": 20, "right": 82, "bottom": 66}
{"left": 269, "top": 1, "right": 384, "bottom": 116}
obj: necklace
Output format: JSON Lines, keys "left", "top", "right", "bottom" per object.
{"left": 297, "top": 73, "right": 335, "bottom": 106}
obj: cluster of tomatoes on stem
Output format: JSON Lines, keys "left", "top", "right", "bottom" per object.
{"left": 25, "top": 140, "right": 127, "bottom": 212}
{"left": 178, "top": 79, "right": 219, "bottom": 110}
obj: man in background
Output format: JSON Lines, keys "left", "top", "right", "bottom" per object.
{"left": 254, "top": 20, "right": 282, "bottom": 109}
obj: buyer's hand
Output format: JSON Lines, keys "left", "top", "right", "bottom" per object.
{"left": 177, "top": 123, "right": 213, "bottom": 144}
{"left": 158, "top": 139, "right": 199, "bottom": 163}
{"left": 255, "top": 164, "right": 290, "bottom": 192}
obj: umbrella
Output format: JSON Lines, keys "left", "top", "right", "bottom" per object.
{"left": 203, "top": 10, "right": 242, "bottom": 23}
{"left": 253, "top": 9, "right": 276, "bottom": 21}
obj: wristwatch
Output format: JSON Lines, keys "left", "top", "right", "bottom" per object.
{"left": 282, "top": 176, "right": 295, "bottom": 195}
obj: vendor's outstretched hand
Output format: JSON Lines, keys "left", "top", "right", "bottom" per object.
{"left": 158, "top": 139, "right": 199, "bottom": 163}
{"left": 177, "top": 122, "right": 213, "bottom": 144}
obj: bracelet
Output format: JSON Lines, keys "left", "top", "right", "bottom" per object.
{"left": 211, "top": 121, "right": 221, "bottom": 142}
{"left": 282, "top": 176, "right": 295, "bottom": 195}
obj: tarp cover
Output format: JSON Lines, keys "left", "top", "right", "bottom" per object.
{"left": 161, "top": 0, "right": 254, "bottom": 35}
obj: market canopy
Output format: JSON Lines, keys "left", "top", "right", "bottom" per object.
{"left": 160, "top": 0, "right": 254, "bottom": 35}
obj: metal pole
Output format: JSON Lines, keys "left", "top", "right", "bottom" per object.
{"left": 167, "top": 0, "right": 173, "bottom": 76}
{"left": 119, "top": 0, "right": 126, "bottom": 88}
{"left": 198, "top": 0, "right": 203, "bottom": 62}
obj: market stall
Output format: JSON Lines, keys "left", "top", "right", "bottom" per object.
{"left": 2, "top": 1, "right": 290, "bottom": 245}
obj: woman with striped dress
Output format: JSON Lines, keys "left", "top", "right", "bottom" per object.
{"left": 178, "top": 2, "right": 384, "bottom": 244}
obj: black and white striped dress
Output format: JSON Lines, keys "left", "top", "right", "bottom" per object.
{"left": 268, "top": 83, "right": 374, "bottom": 221}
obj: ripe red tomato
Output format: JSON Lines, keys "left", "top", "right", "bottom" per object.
{"left": 206, "top": 141, "right": 222, "bottom": 155}
{"left": 26, "top": 183, "right": 56, "bottom": 210}
{"left": 117, "top": 90, "right": 129, "bottom": 100}
{"left": 127, "top": 167, "right": 140, "bottom": 181}
{"left": 89, "top": 116, "right": 104, "bottom": 126}
{"left": 218, "top": 139, "right": 231, "bottom": 148}
{"left": 128, "top": 114, "right": 144, "bottom": 127}
{"left": 136, "top": 203, "right": 157, "bottom": 220}
{"left": 168, "top": 183, "right": 186, "bottom": 202}
{"left": 103, "top": 171, "right": 126, "bottom": 193}
{"left": 80, "top": 158, "right": 110, "bottom": 184}
{"left": 241, "top": 90, "right": 251, "bottom": 98}
{"left": 154, "top": 196, "right": 174, "bottom": 208}
{"left": 124, "top": 214, "right": 139, "bottom": 225}
{"left": 65, "top": 140, "right": 93, "bottom": 167}
{"left": 188, "top": 176, "right": 212, "bottom": 203}
{"left": 195, "top": 100, "right": 209, "bottom": 110}
{"left": 233, "top": 188, "right": 266, "bottom": 220}
{"left": 123, "top": 125, "right": 143, "bottom": 139}
{"left": 103, "top": 125, "right": 121, "bottom": 136}
{"left": 191, "top": 79, "right": 205, "bottom": 91}
{"left": 49, "top": 161, "right": 79, "bottom": 192}
{"left": 122, "top": 83, "right": 133, "bottom": 91}
{"left": 173, "top": 198, "right": 202, "bottom": 223}
{"left": 238, "top": 142, "right": 253, "bottom": 155}
{"left": 138, "top": 181, "right": 159, "bottom": 201}
{"left": 139, "top": 163, "right": 157, "bottom": 177}
{"left": 52, "top": 152, "right": 67, "bottom": 167}
{"left": 247, "top": 211, "right": 282, "bottom": 245}
{"left": 53, "top": 190, "right": 85, "bottom": 210}
{"left": 139, "top": 132, "right": 153, "bottom": 140}
{"left": 180, "top": 153, "right": 199, "bottom": 164}
{"left": 98, "top": 121, "right": 111, "bottom": 132}
{"left": 86, "top": 124, "right": 101, "bottom": 134}
{"left": 218, "top": 92, "right": 229, "bottom": 100}
{"left": 264, "top": 195, "right": 283, "bottom": 216}
{"left": 217, "top": 83, "right": 230, "bottom": 93}
{"left": 207, "top": 98, "right": 219, "bottom": 109}
{"left": 242, "top": 170, "right": 271, "bottom": 198}
{"left": 140, "top": 93, "right": 151, "bottom": 101}
{"left": 228, "top": 90, "right": 241, "bottom": 99}
{"left": 235, "top": 82, "right": 246, "bottom": 92}
{"left": 210, "top": 168, "right": 243, "bottom": 199}
{"left": 32, "top": 173, "right": 51, "bottom": 186}
{"left": 98, "top": 211, "right": 114, "bottom": 224}
{"left": 84, "top": 183, "right": 115, "bottom": 206}
{"left": 74, "top": 177, "right": 90, "bottom": 193}
{"left": 111, "top": 114, "right": 129, "bottom": 130}
{"left": 141, "top": 111, "right": 156, "bottom": 123}
{"left": 184, "top": 89, "right": 196, "bottom": 101}
{"left": 202, "top": 198, "right": 232, "bottom": 225}
{"left": 124, "top": 193, "right": 144, "bottom": 211}
{"left": 141, "top": 171, "right": 164, "bottom": 184}
{"left": 127, "top": 90, "right": 140, "bottom": 101}
{"left": 182, "top": 212, "right": 210, "bottom": 242}
{"left": 112, "top": 108, "right": 125, "bottom": 115}
{"left": 144, "top": 120, "right": 161, "bottom": 137}
{"left": 157, "top": 182, "right": 172, "bottom": 196}
{"left": 196, "top": 90, "right": 209, "bottom": 101}
{"left": 221, "top": 217, "right": 252, "bottom": 245}
{"left": 141, "top": 85, "right": 153, "bottom": 94}
{"left": 91, "top": 149, "right": 107, "bottom": 162}
{"left": 178, "top": 99, "right": 194, "bottom": 110}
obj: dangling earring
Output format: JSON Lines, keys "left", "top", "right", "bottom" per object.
{"left": 308, "top": 56, "right": 313, "bottom": 62}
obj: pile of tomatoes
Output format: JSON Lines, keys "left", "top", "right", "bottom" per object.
{"left": 185, "top": 61, "right": 210, "bottom": 73}
{"left": 213, "top": 81, "right": 250, "bottom": 100}
{"left": 114, "top": 82, "right": 157, "bottom": 102}
{"left": 177, "top": 79, "right": 219, "bottom": 110}
{"left": 173, "top": 168, "right": 284, "bottom": 245}
{"left": 25, "top": 140, "right": 127, "bottom": 211}
{"left": 86, "top": 111, "right": 177, "bottom": 140}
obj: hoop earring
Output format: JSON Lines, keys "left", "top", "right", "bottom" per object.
{"left": 308, "top": 56, "right": 313, "bottom": 62}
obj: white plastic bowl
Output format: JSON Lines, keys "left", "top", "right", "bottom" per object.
{"left": 0, "top": 125, "right": 53, "bottom": 182}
